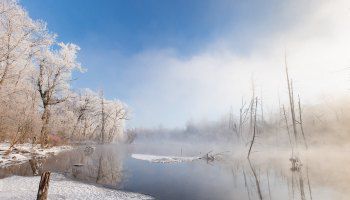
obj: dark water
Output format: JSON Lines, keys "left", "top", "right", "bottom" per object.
{"left": 0, "top": 144, "right": 345, "bottom": 200}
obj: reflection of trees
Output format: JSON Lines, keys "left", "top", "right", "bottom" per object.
{"left": 95, "top": 147, "right": 123, "bottom": 187}
{"left": 0, "top": 162, "right": 33, "bottom": 178}
{"left": 247, "top": 158, "right": 263, "bottom": 200}
{"left": 288, "top": 167, "right": 312, "bottom": 200}
{"left": 242, "top": 169, "right": 252, "bottom": 200}
{"left": 0, "top": 145, "right": 125, "bottom": 188}
{"left": 230, "top": 158, "right": 314, "bottom": 200}
{"left": 68, "top": 146, "right": 124, "bottom": 188}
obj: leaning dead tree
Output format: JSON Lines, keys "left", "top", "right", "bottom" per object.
{"left": 249, "top": 78, "right": 256, "bottom": 133}
{"left": 247, "top": 97, "right": 258, "bottom": 158}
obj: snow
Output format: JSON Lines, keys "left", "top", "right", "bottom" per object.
{"left": 131, "top": 153, "right": 200, "bottom": 163}
{"left": 0, "top": 143, "right": 72, "bottom": 168}
{"left": 0, "top": 173, "right": 153, "bottom": 200}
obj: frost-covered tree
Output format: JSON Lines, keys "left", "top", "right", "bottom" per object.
{"left": 36, "top": 43, "right": 83, "bottom": 147}
{"left": 0, "top": 0, "right": 128, "bottom": 147}
{"left": 0, "top": 0, "right": 50, "bottom": 145}
{"left": 0, "top": 0, "right": 51, "bottom": 89}
{"left": 70, "top": 90, "right": 99, "bottom": 139}
{"left": 69, "top": 90, "right": 128, "bottom": 143}
{"left": 49, "top": 89, "right": 128, "bottom": 144}
{"left": 100, "top": 97, "right": 128, "bottom": 143}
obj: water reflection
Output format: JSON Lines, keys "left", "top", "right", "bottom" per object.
{"left": 0, "top": 145, "right": 349, "bottom": 200}
{"left": 58, "top": 145, "right": 125, "bottom": 188}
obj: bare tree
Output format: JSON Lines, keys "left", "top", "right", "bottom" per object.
{"left": 247, "top": 97, "right": 258, "bottom": 158}
{"left": 297, "top": 95, "right": 308, "bottom": 149}
{"left": 285, "top": 55, "right": 298, "bottom": 142}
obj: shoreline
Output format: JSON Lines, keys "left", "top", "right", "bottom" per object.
{"left": 0, "top": 143, "right": 73, "bottom": 168}
{"left": 0, "top": 143, "right": 154, "bottom": 200}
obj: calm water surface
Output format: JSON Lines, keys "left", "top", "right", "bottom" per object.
{"left": 0, "top": 144, "right": 347, "bottom": 200}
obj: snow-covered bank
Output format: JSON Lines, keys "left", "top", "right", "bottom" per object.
{"left": 0, "top": 173, "right": 153, "bottom": 200}
{"left": 0, "top": 143, "right": 72, "bottom": 167}
{"left": 131, "top": 153, "right": 200, "bottom": 163}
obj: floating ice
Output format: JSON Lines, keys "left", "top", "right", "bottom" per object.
{"left": 131, "top": 153, "right": 200, "bottom": 163}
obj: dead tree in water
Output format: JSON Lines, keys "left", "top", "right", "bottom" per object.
{"left": 284, "top": 55, "right": 309, "bottom": 153}
{"left": 247, "top": 97, "right": 258, "bottom": 158}
{"left": 249, "top": 79, "right": 256, "bottom": 133}
{"left": 37, "top": 171, "right": 51, "bottom": 200}
{"left": 238, "top": 98, "right": 250, "bottom": 139}
{"left": 283, "top": 105, "right": 294, "bottom": 156}
{"left": 238, "top": 99, "right": 245, "bottom": 138}
{"left": 285, "top": 56, "right": 298, "bottom": 142}
{"left": 297, "top": 95, "right": 308, "bottom": 149}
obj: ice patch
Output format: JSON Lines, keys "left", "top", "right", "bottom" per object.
{"left": 131, "top": 153, "right": 200, "bottom": 163}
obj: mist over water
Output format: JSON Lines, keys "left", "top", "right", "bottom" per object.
{"left": 2, "top": 92, "right": 350, "bottom": 199}
{"left": 2, "top": 115, "right": 350, "bottom": 200}
{"left": 121, "top": 95, "right": 350, "bottom": 200}
{"left": 2, "top": 0, "right": 350, "bottom": 199}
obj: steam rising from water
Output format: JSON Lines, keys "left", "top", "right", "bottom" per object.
{"left": 126, "top": 0, "right": 350, "bottom": 128}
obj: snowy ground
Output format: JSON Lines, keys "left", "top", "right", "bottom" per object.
{"left": 0, "top": 173, "right": 153, "bottom": 200}
{"left": 0, "top": 143, "right": 72, "bottom": 167}
{"left": 131, "top": 153, "right": 200, "bottom": 163}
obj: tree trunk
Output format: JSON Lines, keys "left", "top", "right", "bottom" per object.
{"left": 40, "top": 106, "right": 50, "bottom": 148}
{"left": 100, "top": 96, "right": 105, "bottom": 144}
{"left": 37, "top": 171, "right": 51, "bottom": 200}
{"left": 298, "top": 95, "right": 308, "bottom": 149}
{"left": 285, "top": 57, "right": 298, "bottom": 142}
{"left": 247, "top": 97, "right": 258, "bottom": 158}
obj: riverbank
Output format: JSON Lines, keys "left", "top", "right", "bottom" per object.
{"left": 0, "top": 143, "right": 72, "bottom": 168}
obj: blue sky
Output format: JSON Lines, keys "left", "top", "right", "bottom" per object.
{"left": 21, "top": 0, "right": 297, "bottom": 54}
{"left": 20, "top": 0, "right": 350, "bottom": 128}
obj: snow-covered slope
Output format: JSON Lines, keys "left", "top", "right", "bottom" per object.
{"left": 0, "top": 173, "right": 153, "bottom": 200}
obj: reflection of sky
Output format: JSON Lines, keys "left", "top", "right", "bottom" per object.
{"left": 22, "top": 0, "right": 350, "bottom": 128}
